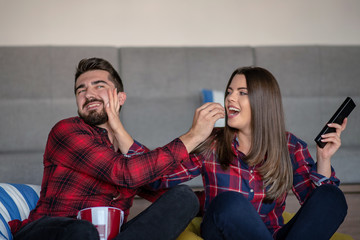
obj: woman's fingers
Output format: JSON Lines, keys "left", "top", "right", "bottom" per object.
{"left": 318, "top": 118, "right": 349, "bottom": 160}
{"left": 323, "top": 117, "right": 348, "bottom": 139}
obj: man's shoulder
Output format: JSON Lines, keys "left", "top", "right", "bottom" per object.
{"left": 54, "top": 116, "right": 82, "bottom": 128}
{"left": 51, "top": 116, "right": 89, "bottom": 135}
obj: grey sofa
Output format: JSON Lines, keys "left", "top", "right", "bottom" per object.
{"left": 0, "top": 46, "right": 359, "bottom": 186}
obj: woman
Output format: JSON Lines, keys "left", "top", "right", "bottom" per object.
{"left": 152, "top": 66, "right": 348, "bottom": 239}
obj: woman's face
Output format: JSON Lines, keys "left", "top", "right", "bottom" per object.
{"left": 225, "top": 74, "right": 251, "bottom": 132}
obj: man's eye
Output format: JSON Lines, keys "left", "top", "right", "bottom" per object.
{"left": 97, "top": 85, "right": 104, "bottom": 89}
{"left": 77, "top": 90, "right": 85, "bottom": 95}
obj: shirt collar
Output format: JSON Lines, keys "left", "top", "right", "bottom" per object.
{"left": 78, "top": 116, "right": 108, "bottom": 135}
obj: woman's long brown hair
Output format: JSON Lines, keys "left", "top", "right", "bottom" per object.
{"left": 195, "top": 67, "right": 293, "bottom": 202}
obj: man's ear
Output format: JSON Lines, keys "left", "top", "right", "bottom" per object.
{"left": 118, "top": 92, "right": 127, "bottom": 106}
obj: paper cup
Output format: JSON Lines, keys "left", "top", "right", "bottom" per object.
{"left": 77, "top": 207, "right": 124, "bottom": 240}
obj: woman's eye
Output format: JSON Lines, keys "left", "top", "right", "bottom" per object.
{"left": 240, "top": 91, "right": 248, "bottom": 96}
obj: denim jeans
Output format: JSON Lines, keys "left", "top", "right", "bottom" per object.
{"left": 201, "top": 184, "right": 347, "bottom": 240}
{"left": 116, "top": 184, "right": 199, "bottom": 240}
{"left": 14, "top": 184, "right": 199, "bottom": 240}
{"left": 275, "top": 184, "right": 347, "bottom": 240}
{"left": 13, "top": 216, "right": 100, "bottom": 240}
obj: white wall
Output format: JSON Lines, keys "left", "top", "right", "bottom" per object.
{"left": 1, "top": 0, "right": 360, "bottom": 46}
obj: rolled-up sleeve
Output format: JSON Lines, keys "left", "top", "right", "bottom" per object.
{"left": 288, "top": 133, "right": 340, "bottom": 205}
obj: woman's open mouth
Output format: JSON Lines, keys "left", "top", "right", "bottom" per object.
{"left": 227, "top": 106, "right": 240, "bottom": 118}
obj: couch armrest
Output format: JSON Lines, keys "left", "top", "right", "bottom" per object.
{"left": 0, "top": 183, "right": 40, "bottom": 240}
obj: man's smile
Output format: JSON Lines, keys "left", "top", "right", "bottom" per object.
{"left": 83, "top": 99, "right": 104, "bottom": 110}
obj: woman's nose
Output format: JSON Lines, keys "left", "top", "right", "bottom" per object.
{"left": 226, "top": 92, "right": 235, "bottom": 102}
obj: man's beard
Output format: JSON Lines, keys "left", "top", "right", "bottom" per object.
{"left": 79, "top": 109, "right": 108, "bottom": 126}
{"left": 78, "top": 99, "right": 108, "bottom": 126}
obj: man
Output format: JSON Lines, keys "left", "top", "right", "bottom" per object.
{"left": 9, "top": 58, "right": 225, "bottom": 240}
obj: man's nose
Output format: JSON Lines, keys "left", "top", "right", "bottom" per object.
{"left": 84, "top": 88, "right": 96, "bottom": 98}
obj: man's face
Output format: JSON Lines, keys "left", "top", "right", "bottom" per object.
{"left": 75, "top": 70, "right": 115, "bottom": 126}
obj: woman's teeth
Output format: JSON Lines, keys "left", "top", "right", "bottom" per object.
{"left": 228, "top": 107, "right": 240, "bottom": 117}
{"left": 228, "top": 107, "right": 240, "bottom": 112}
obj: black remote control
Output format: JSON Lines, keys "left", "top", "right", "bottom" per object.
{"left": 314, "top": 97, "right": 356, "bottom": 148}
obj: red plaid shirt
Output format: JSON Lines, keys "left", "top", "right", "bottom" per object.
{"left": 9, "top": 117, "right": 188, "bottom": 234}
{"left": 151, "top": 132, "right": 340, "bottom": 236}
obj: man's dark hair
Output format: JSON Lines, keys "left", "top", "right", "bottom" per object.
{"left": 75, "top": 57, "right": 124, "bottom": 93}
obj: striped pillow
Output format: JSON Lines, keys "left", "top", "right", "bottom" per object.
{"left": 201, "top": 89, "right": 225, "bottom": 127}
{"left": 0, "top": 183, "right": 40, "bottom": 240}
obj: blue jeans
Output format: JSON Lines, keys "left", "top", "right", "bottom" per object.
{"left": 14, "top": 185, "right": 199, "bottom": 240}
{"left": 201, "top": 184, "right": 347, "bottom": 240}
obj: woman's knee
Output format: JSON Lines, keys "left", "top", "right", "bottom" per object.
{"left": 315, "top": 185, "right": 347, "bottom": 208}
{"left": 207, "top": 191, "right": 251, "bottom": 221}
{"left": 312, "top": 184, "right": 348, "bottom": 218}
{"left": 202, "top": 191, "right": 272, "bottom": 239}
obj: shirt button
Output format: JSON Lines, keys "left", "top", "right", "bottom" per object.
{"left": 250, "top": 189, "right": 254, "bottom": 192}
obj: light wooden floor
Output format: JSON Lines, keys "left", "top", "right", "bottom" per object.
{"left": 129, "top": 184, "right": 360, "bottom": 239}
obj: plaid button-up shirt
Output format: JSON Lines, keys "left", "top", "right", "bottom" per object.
{"left": 151, "top": 131, "right": 340, "bottom": 236}
{"left": 9, "top": 116, "right": 187, "bottom": 234}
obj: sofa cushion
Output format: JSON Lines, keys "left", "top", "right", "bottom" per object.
{"left": 0, "top": 183, "right": 40, "bottom": 240}
{"left": 176, "top": 216, "right": 354, "bottom": 240}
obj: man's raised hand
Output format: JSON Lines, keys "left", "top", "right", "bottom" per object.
{"left": 180, "top": 102, "right": 225, "bottom": 153}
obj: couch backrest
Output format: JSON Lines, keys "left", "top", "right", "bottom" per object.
{"left": 0, "top": 46, "right": 359, "bottom": 185}
{"left": 0, "top": 47, "right": 119, "bottom": 184}
{"left": 120, "top": 47, "right": 254, "bottom": 148}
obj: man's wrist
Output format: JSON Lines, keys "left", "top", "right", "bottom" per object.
{"left": 179, "top": 131, "right": 202, "bottom": 153}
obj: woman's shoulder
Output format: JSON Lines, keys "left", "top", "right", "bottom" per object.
{"left": 285, "top": 131, "right": 309, "bottom": 152}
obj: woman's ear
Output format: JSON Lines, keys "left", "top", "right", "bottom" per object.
{"left": 118, "top": 92, "right": 127, "bottom": 106}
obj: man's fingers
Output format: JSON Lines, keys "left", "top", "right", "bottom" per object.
{"left": 198, "top": 102, "right": 223, "bottom": 111}
{"left": 113, "top": 88, "right": 120, "bottom": 112}
{"left": 192, "top": 103, "right": 224, "bottom": 130}
{"left": 107, "top": 88, "right": 113, "bottom": 109}
{"left": 106, "top": 88, "right": 120, "bottom": 114}
{"left": 197, "top": 103, "right": 224, "bottom": 116}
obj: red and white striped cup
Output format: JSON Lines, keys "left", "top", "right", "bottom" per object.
{"left": 77, "top": 207, "right": 124, "bottom": 240}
